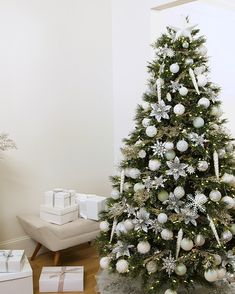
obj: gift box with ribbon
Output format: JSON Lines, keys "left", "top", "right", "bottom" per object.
{"left": 44, "top": 189, "right": 76, "bottom": 209}
{"left": 39, "top": 266, "right": 84, "bottom": 292}
{"left": 0, "top": 250, "right": 25, "bottom": 273}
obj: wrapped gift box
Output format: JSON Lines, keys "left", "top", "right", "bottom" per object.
{"left": 0, "top": 257, "right": 33, "bottom": 294}
{"left": 40, "top": 204, "right": 78, "bottom": 225}
{"left": 44, "top": 189, "right": 76, "bottom": 209}
{"left": 0, "top": 250, "right": 25, "bottom": 273}
{"left": 76, "top": 194, "right": 107, "bottom": 221}
{"left": 39, "top": 266, "right": 84, "bottom": 292}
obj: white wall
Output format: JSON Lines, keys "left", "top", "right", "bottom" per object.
{"left": 0, "top": 0, "right": 113, "bottom": 253}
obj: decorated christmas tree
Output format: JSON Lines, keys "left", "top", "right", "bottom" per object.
{"left": 97, "top": 18, "right": 235, "bottom": 294}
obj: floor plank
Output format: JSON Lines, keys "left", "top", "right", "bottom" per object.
{"left": 30, "top": 243, "right": 99, "bottom": 294}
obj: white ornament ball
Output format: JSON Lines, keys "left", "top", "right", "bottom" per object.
{"left": 125, "top": 168, "right": 131, "bottom": 177}
{"left": 182, "top": 41, "right": 189, "bottom": 48}
{"left": 185, "top": 58, "right": 193, "bottom": 65}
{"left": 146, "top": 126, "right": 157, "bottom": 137}
{"left": 100, "top": 257, "right": 110, "bottom": 269}
{"left": 116, "top": 259, "right": 129, "bottom": 273}
{"left": 129, "top": 168, "right": 141, "bottom": 179}
{"left": 141, "top": 101, "right": 150, "bottom": 111}
{"left": 146, "top": 261, "right": 157, "bottom": 273}
{"left": 99, "top": 221, "right": 110, "bottom": 232}
{"left": 230, "top": 224, "right": 235, "bottom": 235}
{"left": 194, "top": 66, "right": 204, "bottom": 75}
{"left": 226, "top": 143, "right": 234, "bottom": 153}
{"left": 170, "top": 63, "right": 180, "bottom": 73}
{"left": 193, "top": 117, "right": 205, "bottom": 128}
{"left": 137, "top": 241, "right": 151, "bottom": 254}
{"left": 197, "top": 74, "right": 208, "bottom": 87}
{"left": 165, "top": 142, "right": 174, "bottom": 150}
{"left": 111, "top": 189, "right": 120, "bottom": 200}
{"left": 197, "top": 160, "right": 209, "bottom": 171}
{"left": 149, "top": 159, "right": 161, "bottom": 171}
{"left": 173, "top": 104, "right": 185, "bottom": 115}
{"left": 157, "top": 78, "right": 164, "bottom": 86}
{"left": 209, "top": 190, "right": 222, "bottom": 202}
{"left": 123, "top": 182, "right": 132, "bottom": 191}
{"left": 164, "top": 150, "right": 176, "bottom": 160}
{"left": 199, "top": 45, "right": 208, "bottom": 56}
{"left": 134, "top": 183, "right": 145, "bottom": 192}
{"left": 222, "top": 196, "right": 235, "bottom": 209}
{"left": 211, "top": 106, "right": 223, "bottom": 117}
{"left": 213, "top": 254, "right": 222, "bottom": 266}
{"left": 179, "top": 87, "right": 188, "bottom": 96}
{"left": 204, "top": 270, "right": 218, "bottom": 282}
{"left": 217, "top": 268, "right": 226, "bottom": 280}
{"left": 158, "top": 190, "right": 169, "bottom": 202}
{"left": 175, "top": 263, "right": 187, "bottom": 276}
{"left": 222, "top": 230, "right": 233, "bottom": 242}
{"left": 157, "top": 213, "right": 168, "bottom": 224}
{"left": 198, "top": 98, "right": 210, "bottom": 108}
{"left": 165, "top": 289, "right": 177, "bottom": 294}
{"left": 218, "top": 148, "right": 226, "bottom": 159}
{"left": 161, "top": 229, "right": 173, "bottom": 240}
{"left": 194, "top": 234, "right": 205, "bottom": 246}
{"left": 124, "top": 219, "right": 134, "bottom": 231}
{"left": 181, "top": 238, "right": 194, "bottom": 251}
{"left": 176, "top": 140, "right": 188, "bottom": 152}
{"left": 195, "top": 193, "right": 208, "bottom": 205}
{"left": 138, "top": 150, "right": 146, "bottom": 158}
{"left": 142, "top": 118, "right": 151, "bottom": 127}
{"left": 174, "top": 186, "right": 185, "bottom": 199}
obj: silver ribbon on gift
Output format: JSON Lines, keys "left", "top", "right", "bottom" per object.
{"left": 52, "top": 189, "right": 74, "bottom": 207}
{"left": 47, "top": 266, "right": 83, "bottom": 292}
{"left": 0, "top": 250, "right": 13, "bottom": 272}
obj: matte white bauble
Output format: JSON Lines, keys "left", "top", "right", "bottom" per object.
{"left": 165, "top": 289, "right": 177, "bottom": 294}
{"left": 174, "top": 186, "right": 185, "bottom": 199}
{"left": 175, "top": 263, "right": 187, "bottom": 276}
{"left": 176, "top": 140, "right": 188, "bottom": 152}
{"left": 195, "top": 194, "right": 208, "bottom": 205}
{"left": 194, "top": 234, "right": 205, "bottom": 246}
{"left": 193, "top": 117, "right": 205, "bottom": 128}
{"left": 146, "top": 126, "right": 157, "bottom": 137}
{"left": 198, "top": 45, "right": 208, "bottom": 56}
{"left": 123, "top": 182, "right": 132, "bottom": 191}
{"left": 142, "top": 118, "right": 151, "bottom": 127}
{"left": 209, "top": 190, "right": 222, "bottom": 202}
{"left": 198, "top": 98, "right": 210, "bottom": 108}
{"left": 111, "top": 189, "right": 120, "bottom": 200}
{"left": 125, "top": 168, "right": 131, "bottom": 177}
{"left": 158, "top": 190, "right": 169, "bottom": 202}
{"left": 194, "top": 66, "right": 204, "bottom": 75}
{"left": 129, "top": 168, "right": 141, "bottom": 179}
{"left": 135, "top": 140, "right": 142, "bottom": 146}
{"left": 179, "top": 87, "right": 188, "bottom": 96}
{"left": 213, "top": 254, "right": 222, "bottom": 266}
{"left": 157, "top": 78, "right": 164, "bottom": 86}
{"left": 141, "top": 101, "right": 150, "bottom": 111}
{"left": 165, "top": 142, "right": 174, "bottom": 150}
{"left": 124, "top": 219, "right": 134, "bottom": 231}
{"left": 100, "top": 257, "right": 110, "bottom": 269}
{"left": 222, "top": 196, "right": 235, "bottom": 209}
{"left": 204, "top": 270, "right": 218, "bottom": 282}
{"left": 134, "top": 183, "right": 145, "bottom": 192}
{"left": 222, "top": 230, "right": 233, "bottom": 242}
{"left": 181, "top": 238, "right": 194, "bottom": 251}
{"left": 197, "top": 160, "right": 209, "bottom": 171}
{"left": 182, "top": 41, "right": 189, "bottom": 48}
{"left": 230, "top": 224, "right": 235, "bottom": 235}
{"left": 218, "top": 148, "right": 226, "bottom": 159}
{"left": 100, "top": 221, "right": 110, "bottom": 232}
{"left": 185, "top": 58, "right": 193, "bottom": 65}
{"left": 164, "top": 150, "right": 176, "bottom": 160}
{"left": 173, "top": 104, "right": 185, "bottom": 115}
{"left": 157, "top": 213, "right": 168, "bottom": 224}
{"left": 138, "top": 150, "right": 146, "bottom": 158}
{"left": 170, "top": 63, "right": 180, "bottom": 73}
{"left": 211, "top": 106, "right": 223, "bottom": 117}
{"left": 161, "top": 229, "right": 173, "bottom": 240}
{"left": 137, "top": 241, "right": 151, "bottom": 254}
{"left": 146, "top": 261, "right": 157, "bottom": 273}
{"left": 217, "top": 268, "right": 226, "bottom": 280}
{"left": 149, "top": 159, "right": 161, "bottom": 171}
{"left": 226, "top": 143, "right": 234, "bottom": 153}
{"left": 197, "top": 74, "right": 208, "bottom": 87}
{"left": 116, "top": 259, "right": 129, "bottom": 273}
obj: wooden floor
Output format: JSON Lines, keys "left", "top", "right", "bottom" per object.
{"left": 30, "top": 243, "right": 99, "bottom": 294}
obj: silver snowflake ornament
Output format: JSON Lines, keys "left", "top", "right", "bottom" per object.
{"left": 143, "top": 176, "right": 154, "bottom": 192}
{"left": 158, "top": 44, "right": 175, "bottom": 59}
{"left": 150, "top": 219, "right": 163, "bottom": 234}
{"left": 150, "top": 101, "right": 171, "bottom": 122}
{"left": 153, "top": 175, "right": 166, "bottom": 190}
{"left": 151, "top": 141, "right": 167, "bottom": 157}
{"left": 181, "top": 207, "right": 199, "bottom": 226}
{"left": 187, "top": 165, "right": 195, "bottom": 174}
{"left": 185, "top": 194, "right": 207, "bottom": 215}
{"left": 188, "top": 132, "right": 207, "bottom": 147}
{"left": 166, "top": 157, "right": 188, "bottom": 181}
{"left": 162, "top": 252, "right": 176, "bottom": 277}
{"left": 170, "top": 81, "right": 181, "bottom": 93}
{"left": 163, "top": 192, "right": 184, "bottom": 213}
{"left": 133, "top": 208, "right": 152, "bottom": 233}
{"left": 112, "top": 241, "right": 134, "bottom": 259}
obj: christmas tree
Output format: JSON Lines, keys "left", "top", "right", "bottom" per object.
{"left": 97, "top": 18, "right": 235, "bottom": 294}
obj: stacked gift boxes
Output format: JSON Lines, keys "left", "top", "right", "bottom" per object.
{"left": 40, "top": 189, "right": 78, "bottom": 225}
{"left": 0, "top": 250, "right": 33, "bottom": 294}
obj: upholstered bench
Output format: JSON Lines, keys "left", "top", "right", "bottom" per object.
{"left": 17, "top": 214, "right": 100, "bottom": 265}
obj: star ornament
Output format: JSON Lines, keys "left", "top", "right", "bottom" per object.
{"left": 170, "top": 18, "right": 197, "bottom": 42}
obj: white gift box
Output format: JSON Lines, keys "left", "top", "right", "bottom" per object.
{"left": 0, "top": 257, "right": 33, "bottom": 294}
{"left": 76, "top": 194, "right": 107, "bottom": 221}
{"left": 44, "top": 189, "right": 76, "bottom": 209}
{"left": 39, "top": 266, "right": 84, "bottom": 292}
{"left": 40, "top": 204, "right": 78, "bottom": 225}
{"left": 0, "top": 250, "right": 25, "bottom": 273}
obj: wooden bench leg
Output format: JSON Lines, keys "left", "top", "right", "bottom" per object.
{"left": 31, "top": 242, "right": 42, "bottom": 261}
{"left": 54, "top": 251, "right": 61, "bottom": 266}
